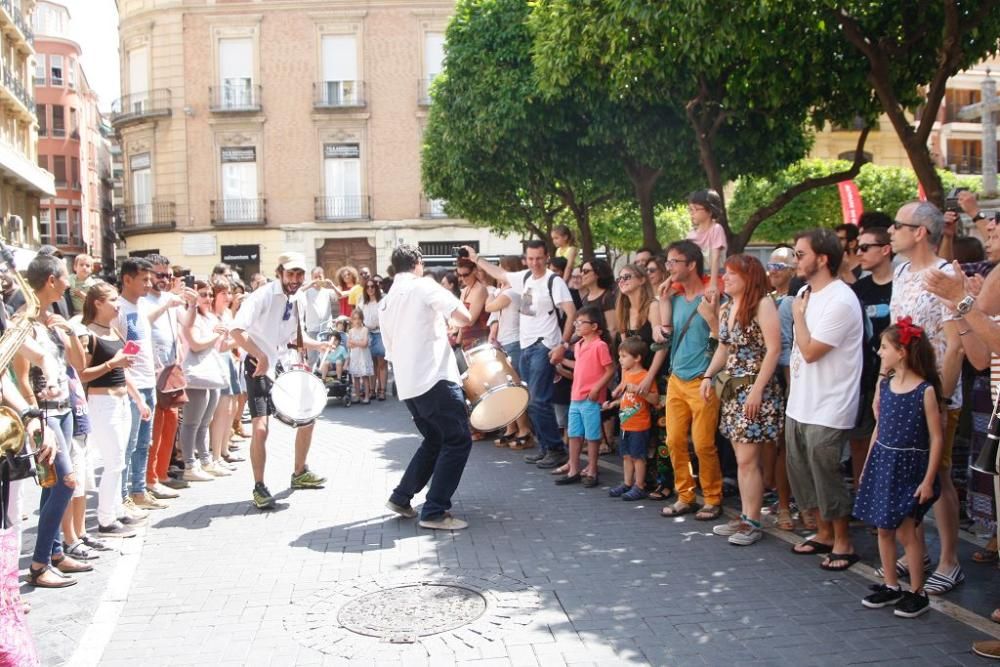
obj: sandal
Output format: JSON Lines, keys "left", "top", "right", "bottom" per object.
{"left": 581, "top": 474, "right": 599, "bottom": 488}
{"left": 973, "top": 549, "right": 1000, "bottom": 564}
{"left": 694, "top": 504, "right": 722, "bottom": 521}
{"left": 924, "top": 565, "right": 966, "bottom": 595}
{"left": 63, "top": 540, "right": 99, "bottom": 561}
{"left": 28, "top": 564, "right": 76, "bottom": 588}
{"left": 509, "top": 434, "right": 535, "bottom": 450}
{"left": 647, "top": 484, "right": 673, "bottom": 501}
{"left": 775, "top": 508, "right": 795, "bottom": 531}
{"left": 622, "top": 486, "right": 647, "bottom": 501}
{"left": 661, "top": 501, "right": 695, "bottom": 517}
{"left": 820, "top": 553, "right": 860, "bottom": 571}
{"left": 494, "top": 433, "right": 516, "bottom": 448}
{"left": 792, "top": 539, "right": 833, "bottom": 556}
{"left": 598, "top": 442, "right": 611, "bottom": 456}
{"left": 378, "top": 391, "right": 386, "bottom": 401}
{"left": 52, "top": 554, "right": 94, "bottom": 574}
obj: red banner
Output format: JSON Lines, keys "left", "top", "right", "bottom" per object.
{"left": 837, "top": 180, "right": 864, "bottom": 225}
{"left": 918, "top": 182, "right": 927, "bottom": 201}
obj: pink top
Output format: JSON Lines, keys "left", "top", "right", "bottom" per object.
{"left": 570, "top": 337, "right": 613, "bottom": 402}
{"left": 688, "top": 222, "right": 728, "bottom": 258}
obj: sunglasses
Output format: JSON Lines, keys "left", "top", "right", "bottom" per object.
{"left": 579, "top": 268, "right": 593, "bottom": 275}
{"left": 645, "top": 267, "right": 659, "bottom": 274}
{"left": 155, "top": 272, "right": 173, "bottom": 280}
{"left": 892, "top": 220, "right": 922, "bottom": 230}
{"left": 616, "top": 274, "right": 634, "bottom": 283}
{"left": 766, "top": 262, "right": 791, "bottom": 271}
{"left": 856, "top": 243, "right": 888, "bottom": 253}
{"left": 574, "top": 320, "right": 595, "bottom": 326}
{"left": 456, "top": 272, "right": 472, "bottom": 278}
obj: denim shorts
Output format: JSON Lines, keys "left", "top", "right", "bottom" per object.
{"left": 553, "top": 403, "right": 569, "bottom": 429}
{"left": 620, "top": 429, "right": 650, "bottom": 459}
{"left": 369, "top": 331, "right": 385, "bottom": 358}
{"left": 567, "top": 399, "right": 602, "bottom": 440}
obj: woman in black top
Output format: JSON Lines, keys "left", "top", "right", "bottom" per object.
{"left": 579, "top": 259, "right": 617, "bottom": 339}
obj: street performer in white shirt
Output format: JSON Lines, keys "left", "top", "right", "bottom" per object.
{"left": 230, "top": 252, "right": 329, "bottom": 509}
{"left": 381, "top": 244, "right": 474, "bottom": 530}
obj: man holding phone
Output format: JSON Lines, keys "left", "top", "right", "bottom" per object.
{"left": 230, "top": 252, "right": 330, "bottom": 510}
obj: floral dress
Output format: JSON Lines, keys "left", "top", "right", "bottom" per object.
{"left": 717, "top": 303, "right": 783, "bottom": 443}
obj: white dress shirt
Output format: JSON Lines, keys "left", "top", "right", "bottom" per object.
{"left": 380, "top": 272, "right": 462, "bottom": 400}
{"left": 231, "top": 279, "right": 302, "bottom": 376}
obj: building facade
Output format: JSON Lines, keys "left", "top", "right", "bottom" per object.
{"left": 34, "top": 0, "right": 109, "bottom": 261}
{"left": 0, "top": 0, "right": 54, "bottom": 250}
{"left": 113, "top": 0, "right": 520, "bottom": 279}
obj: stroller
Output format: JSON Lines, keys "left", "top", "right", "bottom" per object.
{"left": 315, "top": 320, "right": 353, "bottom": 407}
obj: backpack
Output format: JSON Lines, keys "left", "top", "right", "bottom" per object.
{"left": 523, "top": 270, "right": 567, "bottom": 331}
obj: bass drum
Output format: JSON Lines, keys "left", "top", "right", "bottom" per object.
{"left": 461, "top": 344, "right": 529, "bottom": 432}
{"left": 271, "top": 368, "right": 328, "bottom": 427}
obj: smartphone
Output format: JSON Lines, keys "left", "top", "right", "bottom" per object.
{"left": 183, "top": 275, "right": 195, "bottom": 288}
{"left": 452, "top": 246, "right": 469, "bottom": 258}
{"left": 123, "top": 340, "right": 141, "bottom": 356}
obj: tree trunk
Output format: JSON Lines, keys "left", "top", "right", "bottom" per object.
{"left": 623, "top": 160, "right": 662, "bottom": 253}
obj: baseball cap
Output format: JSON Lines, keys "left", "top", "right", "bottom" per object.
{"left": 277, "top": 252, "right": 308, "bottom": 272}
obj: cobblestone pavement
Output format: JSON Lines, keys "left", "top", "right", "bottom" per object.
{"left": 20, "top": 398, "right": 998, "bottom": 666}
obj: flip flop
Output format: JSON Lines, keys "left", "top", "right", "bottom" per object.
{"left": 820, "top": 553, "right": 860, "bottom": 571}
{"left": 791, "top": 539, "right": 833, "bottom": 556}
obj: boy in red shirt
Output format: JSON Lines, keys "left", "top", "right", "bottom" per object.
{"left": 604, "top": 337, "right": 659, "bottom": 500}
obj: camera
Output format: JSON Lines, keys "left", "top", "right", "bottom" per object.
{"left": 945, "top": 187, "right": 965, "bottom": 215}
{"left": 452, "top": 246, "right": 469, "bottom": 258}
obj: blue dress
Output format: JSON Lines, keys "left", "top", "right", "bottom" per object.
{"left": 853, "top": 379, "right": 940, "bottom": 529}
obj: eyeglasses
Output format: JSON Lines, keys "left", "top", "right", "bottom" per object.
{"left": 282, "top": 301, "right": 294, "bottom": 321}
{"left": 794, "top": 251, "right": 808, "bottom": 259}
{"left": 574, "top": 320, "right": 595, "bottom": 327}
{"left": 856, "top": 243, "right": 888, "bottom": 253}
{"left": 892, "top": 220, "right": 922, "bottom": 230}
{"left": 616, "top": 274, "right": 634, "bottom": 283}
{"left": 155, "top": 272, "right": 173, "bottom": 280}
{"left": 766, "top": 262, "right": 791, "bottom": 271}
{"left": 456, "top": 272, "right": 472, "bottom": 278}
{"left": 580, "top": 268, "right": 593, "bottom": 275}
{"left": 665, "top": 258, "right": 687, "bottom": 266}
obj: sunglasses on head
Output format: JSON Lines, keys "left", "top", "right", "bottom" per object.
{"left": 766, "top": 262, "right": 791, "bottom": 271}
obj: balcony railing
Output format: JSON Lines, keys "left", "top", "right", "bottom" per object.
{"left": 209, "top": 83, "right": 262, "bottom": 113}
{"left": 117, "top": 202, "right": 177, "bottom": 233}
{"left": 211, "top": 198, "right": 267, "bottom": 225}
{"left": 418, "top": 77, "right": 437, "bottom": 106}
{"left": 420, "top": 197, "right": 448, "bottom": 219}
{"left": 313, "top": 81, "right": 365, "bottom": 109}
{"left": 950, "top": 156, "right": 1000, "bottom": 175}
{"left": 110, "top": 89, "right": 172, "bottom": 126}
{"left": 0, "top": 0, "right": 33, "bottom": 45}
{"left": 52, "top": 127, "right": 65, "bottom": 138}
{"left": 2, "top": 65, "right": 32, "bottom": 111}
{"left": 314, "top": 195, "right": 370, "bottom": 221}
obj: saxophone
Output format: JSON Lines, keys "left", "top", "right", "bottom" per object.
{"left": 0, "top": 241, "right": 37, "bottom": 455}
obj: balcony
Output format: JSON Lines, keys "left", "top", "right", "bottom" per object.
{"left": 950, "top": 156, "right": 1000, "bottom": 175}
{"left": 0, "top": 0, "right": 33, "bottom": 51}
{"left": 211, "top": 198, "right": 267, "bottom": 226}
{"left": 420, "top": 197, "right": 448, "bottom": 219}
{"left": 1, "top": 65, "right": 33, "bottom": 116}
{"left": 110, "top": 89, "right": 173, "bottom": 127}
{"left": 209, "top": 83, "right": 262, "bottom": 114}
{"left": 116, "top": 202, "right": 177, "bottom": 235}
{"left": 314, "top": 195, "right": 370, "bottom": 221}
{"left": 418, "top": 77, "right": 436, "bottom": 106}
{"left": 313, "top": 81, "right": 366, "bottom": 109}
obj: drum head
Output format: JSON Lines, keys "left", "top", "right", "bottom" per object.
{"left": 469, "top": 385, "right": 529, "bottom": 431}
{"left": 271, "top": 370, "right": 327, "bottom": 424}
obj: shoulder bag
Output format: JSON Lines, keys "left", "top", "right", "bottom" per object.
{"left": 156, "top": 309, "right": 189, "bottom": 408}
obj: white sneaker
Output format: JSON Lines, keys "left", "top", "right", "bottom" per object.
{"left": 712, "top": 518, "right": 743, "bottom": 537}
{"left": 202, "top": 461, "right": 231, "bottom": 477}
{"left": 215, "top": 459, "right": 237, "bottom": 472}
{"left": 418, "top": 513, "right": 468, "bottom": 530}
{"left": 182, "top": 465, "right": 214, "bottom": 482}
{"left": 728, "top": 523, "right": 763, "bottom": 546}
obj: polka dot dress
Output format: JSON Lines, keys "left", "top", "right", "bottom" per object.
{"left": 853, "top": 379, "right": 940, "bottom": 529}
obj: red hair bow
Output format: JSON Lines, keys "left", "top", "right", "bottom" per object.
{"left": 896, "top": 316, "right": 923, "bottom": 346}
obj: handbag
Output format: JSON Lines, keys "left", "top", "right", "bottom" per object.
{"left": 156, "top": 313, "right": 188, "bottom": 408}
{"left": 712, "top": 371, "right": 757, "bottom": 403}
{"left": 182, "top": 314, "right": 228, "bottom": 390}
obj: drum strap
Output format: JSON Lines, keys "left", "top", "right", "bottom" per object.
{"left": 294, "top": 301, "right": 305, "bottom": 362}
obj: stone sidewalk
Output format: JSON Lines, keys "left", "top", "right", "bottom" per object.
{"left": 20, "top": 398, "right": 998, "bottom": 666}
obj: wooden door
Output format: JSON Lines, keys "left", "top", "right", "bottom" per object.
{"left": 315, "top": 237, "right": 377, "bottom": 278}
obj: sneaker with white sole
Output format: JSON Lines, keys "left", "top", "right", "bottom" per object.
{"left": 132, "top": 491, "right": 167, "bottom": 510}
{"left": 122, "top": 496, "right": 149, "bottom": 519}
{"left": 862, "top": 584, "right": 904, "bottom": 609}
{"left": 183, "top": 464, "right": 214, "bottom": 482}
{"left": 894, "top": 590, "right": 929, "bottom": 618}
{"left": 148, "top": 482, "right": 179, "bottom": 499}
{"left": 202, "top": 461, "right": 231, "bottom": 477}
{"left": 712, "top": 518, "right": 744, "bottom": 537}
{"left": 728, "top": 523, "right": 763, "bottom": 546}
{"left": 98, "top": 520, "right": 136, "bottom": 538}
{"left": 418, "top": 513, "right": 468, "bottom": 530}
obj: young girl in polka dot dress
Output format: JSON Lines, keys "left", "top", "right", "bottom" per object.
{"left": 853, "top": 317, "right": 943, "bottom": 618}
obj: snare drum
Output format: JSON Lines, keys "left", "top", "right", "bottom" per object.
{"left": 271, "top": 368, "right": 327, "bottom": 427}
{"left": 461, "top": 343, "right": 529, "bottom": 432}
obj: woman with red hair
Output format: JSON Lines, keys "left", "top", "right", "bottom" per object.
{"left": 699, "top": 254, "right": 783, "bottom": 546}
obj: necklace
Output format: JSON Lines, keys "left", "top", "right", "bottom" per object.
{"left": 90, "top": 322, "right": 111, "bottom": 330}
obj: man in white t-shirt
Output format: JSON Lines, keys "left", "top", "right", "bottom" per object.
{"left": 381, "top": 245, "right": 473, "bottom": 530}
{"left": 467, "top": 241, "right": 577, "bottom": 470}
{"left": 890, "top": 201, "right": 966, "bottom": 595}
{"left": 785, "top": 229, "right": 863, "bottom": 572}
{"left": 300, "top": 266, "right": 337, "bottom": 364}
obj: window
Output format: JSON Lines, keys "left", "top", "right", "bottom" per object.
{"left": 127, "top": 47, "right": 148, "bottom": 111}
{"left": 52, "top": 105, "right": 64, "bottom": 137}
{"left": 320, "top": 35, "right": 358, "bottom": 105}
{"left": 220, "top": 146, "right": 258, "bottom": 221}
{"left": 53, "top": 155, "right": 66, "bottom": 187}
{"left": 323, "top": 143, "right": 361, "bottom": 218}
{"left": 218, "top": 38, "right": 253, "bottom": 108}
{"left": 32, "top": 56, "right": 45, "bottom": 85}
{"left": 130, "top": 153, "right": 152, "bottom": 225}
{"left": 424, "top": 32, "right": 445, "bottom": 82}
{"left": 69, "top": 108, "right": 78, "bottom": 138}
{"left": 36, "top": 104, "right": 46, "bottom": 136}
{"left": 70, "top": 157, "right": 79, "bottom": 189}
{"left": 54, "top": 208, "right": 68, "bottom": 244}
{"left": 38, "top": 209, "right": 50, "bottom": 242}
{"left": 50, "top": 55, "right": 63, "bottom": 86}
{"left": 67, "top": 58, "right": 75, "bottom": 89}
{"left": 37, "top": 153, "right": 47, "bottom": 171}
{"left": 70, "top": 209, "right": 80, "bottom": 243}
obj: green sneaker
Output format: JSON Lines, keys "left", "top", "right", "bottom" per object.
{"left": 252, "top": 483, "right": 275, "bottom": 509}
{"left": 290, "top": 466, "right": 326, "bottom": 489}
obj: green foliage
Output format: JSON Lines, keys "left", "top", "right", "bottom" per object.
{"left": 589, "top": 203, "right": 691, "bottom": 254}
{"left": 729, "top": 159, "right": 982, "bottom": 243}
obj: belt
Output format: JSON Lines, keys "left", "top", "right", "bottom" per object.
{"left": 369, "top": 328, "right": 380, "bottom": 333}
{"left": 38, "top": 400, "right": 70, "bottom": 411}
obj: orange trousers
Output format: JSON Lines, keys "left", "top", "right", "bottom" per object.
{"left": 146, "top": 403, "right": 179, "bottom": 486}
{"left": 665, "top": 374, "right": 722, "bottom": 505}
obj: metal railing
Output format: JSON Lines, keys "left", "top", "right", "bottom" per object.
{"left": 110, "top": 89, "right": 172, "bottom": 125}
{"left": 314, "top": 195, "right": 370, "bottom": 221}
{"left": 0, "top": 0, "right": 33, "bottom": 44}
{"left": 209, "top": 83, "right": 262, "bottom": 113}
{"left": 420, "top": 197, "right": 448, "bottom": 219}
{"left": 51, "top": 127, "right": 65, "bottom": 138}
{"left": 117, "top": 202, "right": 177, "bottom": 231}
{"left": 211, "top": 198, "right": 267, "bottom": 225}
{"left": 313, "top": 81, "right": 365, "bottom": 108}
{"left": 2, "top": 65, "right": 32, "bottom": 110}
{"left": 418, "top": 77, "right": 436, "bottom": 106}
{"left": 950, "top": 156, "right": 1000, "bottom": 175}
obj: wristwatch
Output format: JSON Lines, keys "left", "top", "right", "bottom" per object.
{"left": 956, "top": 294, "right": 976, "bottom": 316}
{"left": 19, "top": 407, "right": 42, "bottom": 424}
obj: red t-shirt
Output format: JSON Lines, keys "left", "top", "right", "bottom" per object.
{"left": 570, "top": 337, "right": 613, "bottom": 402}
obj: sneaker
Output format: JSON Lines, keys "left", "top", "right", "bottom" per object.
{"left": 122, "top": 496, "right": 149, "bottom": 519}
{"left": 894, "top": 590, "right": 930, "bottom": 618}
{"left": 183, "top": 465, "right": 214, "bottom": 482}
{"left": 973, "top": 640, "right": 1000, "bottom": 659}
{"left": 418, "top": 513, "right": 468, "bottom": 530}
{"left": 524, "top": 451, "right": 546, "bottom": 464}
{"left": 202, "top": 461, "right": 231, "bottom": 477}
{"left": 223, "top": 453, "right": 246, "bottom": 463}
{"left": 148, "top": 483, "right": 180, "bottom": 500}
{"left": 160, "top": 477, "right": 190, "bottom": 490}
{"left": 713, "top": 518, "right": 744, "bottom": 537}
{"left": 252, "top": 483, "right": 275, "bottom": 510}
{"left": 861, "top": 584, "right": 904, "bottom": 609}
{"left": 729, "top": 523, "right": 763, "bottom": 546}
{"left": 132, "top": 491, "right": 167, "bottom": 510}
{"left": 290, "top": 466, "right": 326, "bottom": 489}
{"left": 385, "top": 500, "right": 418, "bottom": 518}
{"left": 536, "top": 450, "right": 569, "bottom": 469}
{"left": 119, "top": 512, "right": 148, "bottom": 526}
{"left": 97, "top": 520, "right": 136, "bottom": 538}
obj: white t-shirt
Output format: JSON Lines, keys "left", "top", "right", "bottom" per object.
{"left": 506, "top": 269, "right": 572, "bottom": 349}
{"left": 786, "top": 280, "right": 863, "bottom": 429}
{"left": 142, "top": 290, "right": 178, "bottom": 369}
{"left": 360, "top": 299, "right": 381, "bottom": 331}
{"left": 118, "top": 296, "right": 157, "bottom": 389}
{"left": 890, "top": 260, "right": 962, "bottom": 409}
{"left": 493, "top": 286, "right": 521, "bottom": 347}
{"left": 380, "top": 272, "right": 462, "bottom": 400}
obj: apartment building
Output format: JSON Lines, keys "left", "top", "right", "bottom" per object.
{"left": 34, "top": 0, "right": 110, "bottom": 261}
{"left": 113, "top": 0, "right": 520, "bottom": 279}
{"left": 0, "top": 0, "right": 54, "bottom": 250}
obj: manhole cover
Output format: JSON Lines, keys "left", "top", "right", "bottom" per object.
{"left": 337, "top": 583, "right": 487, "bottom": 637}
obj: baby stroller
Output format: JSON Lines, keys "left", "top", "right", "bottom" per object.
{"left": 315, "top": 322, "right": 353, "bottom": 407}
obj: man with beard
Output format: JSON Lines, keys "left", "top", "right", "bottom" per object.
{"left": 230, "top": 252, "right": 330, "bottom": 509}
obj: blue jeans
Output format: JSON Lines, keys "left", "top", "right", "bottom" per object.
{"left": 35, "top": 411, "right": 74, "bottom": 564}
{"left": 123, "top": 387, "right": 155, "bottom": 496}
{"left": 502, "top": 341, "right": 521, "bottom": 371}
{"left": 518, "top": 340, "right": 564, "bottom": 453}
{"left": 390, "top": 380, "right": 472, "bottom": 520}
